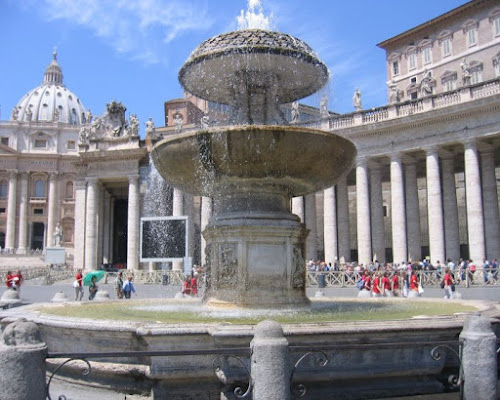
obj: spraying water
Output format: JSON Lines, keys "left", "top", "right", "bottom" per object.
{"left": 237, "top": 0, "right": 274, "bottom": 30}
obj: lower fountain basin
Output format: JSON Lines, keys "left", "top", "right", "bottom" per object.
{"left": 151, "top": 125, "right": 356, "bottom": 198}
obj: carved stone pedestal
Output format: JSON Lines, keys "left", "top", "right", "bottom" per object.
{"left": 202, "top": 212, "right": 309, "bottom": 307}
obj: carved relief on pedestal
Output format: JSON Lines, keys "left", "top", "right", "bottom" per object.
{"left": 292, "top": 245, "right": 305, "bottom": 288}
{"left": 217, "top": 243, "right": 238, "bottom": 288}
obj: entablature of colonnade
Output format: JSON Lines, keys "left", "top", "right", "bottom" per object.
{"left": 333, "top": 92, "right": 500, "bottom": 158}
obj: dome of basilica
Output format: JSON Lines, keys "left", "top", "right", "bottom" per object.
{"left": 11, "top": 51, "right": 87, "bottom": 125}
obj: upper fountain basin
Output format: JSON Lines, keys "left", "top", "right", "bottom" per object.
{"left": 151, "top": 125, "right": 356, "bottom": 198}
{"left": 178, "top": 29, "right": 329, "bottom": 105}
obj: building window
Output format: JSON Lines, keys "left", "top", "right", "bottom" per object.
{"left": 65, "top": 182, "right": 74, "bottom": 200}
{"left": 466, "top": 28, "right": 478, "bottom": 47}
{"left": 407, "top": 53, "right": 417, "bottom": 71}
{"left": 67, "top": 140, "right": 76, "bottom": 150}
{"left": 445, "top": 79, "right": 457, "bottom": 91}
{"left": 392, "top": 61, "right": 400, "bottom": 76}
{"left": 422, "top": 47, "right": 432, "bottom": 65}
{"left": 34, "top": 139, "right": 47, "bottom": 148}
{"left": 0, "top": 208, "right": 5, "bottom": 214}
{"left": 441, "top": 38, "right": 452, "bottom": 57}
{"left": 1, "top": 137, "right": 9, "bottom": 146}
{"left": 34, "top": 180, "right": 45, "bottom": 198}
{"left": 441, "top": 70, "right": 458, "bottom": 92}
{"left": 33, "top": 208, "right": 44, "bottom": 215}
{"left": 470, "top": 69, "right": 482, "bottom": 84}
{"left": 0, "top": 182, "right": 7, "bottom": 199}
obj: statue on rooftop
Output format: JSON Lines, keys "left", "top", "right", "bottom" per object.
{"left": 174, "top": 113, "right": 183, "bottom": 133}
{"left": 320, "top": 95, "right": 329, "bottom": 118}
{"left": 291, "top": 101, "right": 300, "bottom": 123}
{"left": 461, "top": 58, "right": 471, "bottom": 85}
{"left": 353, "top": 88, "right": 362, "bottom": 111}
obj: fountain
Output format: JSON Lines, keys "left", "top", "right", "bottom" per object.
{"left": 152, "top": 28, "right": 356, "bottom": 307}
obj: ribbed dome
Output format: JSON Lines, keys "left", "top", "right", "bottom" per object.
{"left": 11, "top": 51, "right": 86, "bottom": 125}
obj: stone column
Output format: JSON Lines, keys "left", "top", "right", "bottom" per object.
{"left": 441, "top": 154, "right": 460, "bottom": 262}
{"left": 0, "top": 320, "right": 47, "bottom": 400}
{"left": 305, "top": 193, "right": 317, "bottom": 261}
{"left": 292, "top": 196, "right": 304, "bottom": 222}
{"left": 337, "top": 177, "right": 351, "bottom": 262}
{"left": 480, "top": 148, "right": 500, "bottom": 259}
{"left": 370, "top": 164, "right": 385, "bottom": 264}
{"left": 464, "top": 141, "right": 485, "bottom": 263}
{"left": 356, "top": 158, "right": 371, "bottom": 265}
{"left": 110, "top": 198, "right": 115, "bottom": 264}
{"left": 127, "top": 175, "right": 140, "bottom": 271}
{"left": 172, "top": 188, "right": 184, "bottom": 272}
{"left": 459, "top": 314, "right": 498, "bottom": 400}
{"left": 84, "top": 178, "right": 98, "bottom": 270}
{"left": 323, "top": 186, "right": 338, "bottom": 265}
{"left": 405, "top": 161, "right": 422, "bottom": 262}
{"left": 184, "top": 193, "right": 195, "bottom": 262}
{"left": 46, "top": 172, "right": 58, "bottom": 247}
{"left": 74, "top": 180, "right": 87, "bottom": 270}
{"left": 5, "top": 171, "right": 17, "bottom": 251}
{"left": 17, "top": 172, "right": 29, "bottom": 254}
{"left": 97, "top": 184, "right": 104, "bottom": 266}
{"left": 391, "top": 154, "right": 407, "bottom": 265}
{"left": 102, "top": 192, "right": 111, "bottom": 264}
{"left": 250, "top": 320, "right": 290, "bottom": 400}
{"left": 426, "top": 148, "right": 445, "bottom": 264}
{"left": 200, "top": 196, "right": 212, "bottom": 267}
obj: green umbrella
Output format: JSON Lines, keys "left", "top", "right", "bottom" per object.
{"left": 82, "top": 270, "right": 106, "bottom": 286}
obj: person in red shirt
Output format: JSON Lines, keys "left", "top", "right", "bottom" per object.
{"left": 190, "top": 273, "right": 199, "bottom": 297}
{"left": 381, "top": 272, "right": 391, "bottom": 297}
{"left": 5, "top": 271, "right": 13, "bottom": 289}
{"left": 182, "top": 275, "right": 192, "bottom": 297}
{"left": 442, "top": 267, "right": 454, "bottom": 299}
{"left": 372, "top": 272, "right": 383, "bottom": 297}
{"left": 409, "top": 271, "right": 419, "bottom": 295}
{"left": 362, "top": 271, "right": 372, "bottom": 293}
{"left": 391, "top": 272, "right": 400, "bottom": 297}
{"left": 74, "top": 269, "right": 84, "bottom": 301}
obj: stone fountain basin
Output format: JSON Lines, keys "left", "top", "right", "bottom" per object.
{"left": 151, "top": 125, "right": 356, "bottom": 198}
{"left": 0, "top": 298, "right": 498, "bottom": 399}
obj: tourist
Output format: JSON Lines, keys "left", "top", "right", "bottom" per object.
{"left": 391, "top": 271, "right": 400, "bottom": 297}
{"left": 88, "top": 276, "right": 98, "bottom": 300}
{"left": 382, "top": 272, "right": 392, "bottom": 297}
{"left": 361, "top": 271, "right": 372, "bottom": 293}
{"left": 182, "top": 275, "right": 192, "bottom": 296}
{"left": 372, "top": 272, "right": 383, "bottom": 297}
{"left": 5, "top": 270, "right": 13, "bottom": 289}
{"left": 468, "top": 260, "right": 476, "bottom": 285}
{"left": 491, "top": 259, "right": 498, "bottom": 284}
{"left": 74, "top": 269, "right": 84, "bottom": 301}
{"left": 122, "top": 276, "right": 136, "bottom": 299}
{"left": 13, "top": 270, "right": 23, "bottom": 294}
{"left": 190, "top": 273, "right": 199, "bottom": 297}
{"left": 115, "top": 271, "right": 124, "bottom": 299}
{"left": 442, "top": 267, "right": 455, "bottom": 299}
{"left": 483, "top": 259, "right": 490, "bottom": 284}
{"left": 409, "top": 270, "right": 419, "bottom": 295}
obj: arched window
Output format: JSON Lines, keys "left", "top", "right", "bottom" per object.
{"left": 65, "top": 181, "right": 74, "bottom": 200}
{"left": 35, "top": 180, "right": 45, "bottom": 198}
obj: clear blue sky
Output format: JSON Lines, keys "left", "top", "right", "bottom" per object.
{"left": 0, "top": 0, "right": 468, "bottom": 135}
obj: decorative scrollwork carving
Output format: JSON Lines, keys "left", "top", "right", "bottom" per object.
{"left": 430, "top": 343, "right": 464, "bottom": 391}
{"left": 46, "top": 358, "right": 92, "bottom": 400}
{"left": 290, "top": 350, "right": 330, "bottom": 397}
{"left": 212, "top": 354, "right": 252, "bottom": 399}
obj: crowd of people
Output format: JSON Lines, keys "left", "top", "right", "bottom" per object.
{"left": 308, "top": 257, "right": 499, "bottom": 298}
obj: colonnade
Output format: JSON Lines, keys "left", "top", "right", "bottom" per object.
{"left": 319, "top": 141, "right": 499, "bottom": 266}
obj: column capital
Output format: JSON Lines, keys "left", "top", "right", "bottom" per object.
{"left": 49, "top": 171, "right": 59, "bottom": 180}
{"left": 425, "top": 146, "right": 440, "bottom": 157}
{"left": 356, "top": 156, "right": 369, "bottom": 168}
{"left": 7, "top": 170, "right": 18, "bottom": 179}
{"left": 463, "top": 139, "right": 477, "bottom": 151}
{"left": 128, "top": 174, "right": 140, "bottom": 183}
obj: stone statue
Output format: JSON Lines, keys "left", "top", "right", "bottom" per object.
{"left": 461, "top": 58, "right": 471, "bottom": 85}
{"left": 86, "top": 109, "right": 93, "bottom": 124}
{"left": 54, "top": 223, "right": 63, "bottom": 247}
{"left": 145, "top": 117, "right": 156, "bottom": 136}
{"left": 25, "top": 106, "right": 33, "bottom": 122}
{"left": 320, "top": 95, "right": 328, "bottom": 118}
{"left": 291, "top": 101, "right": 300, "bottom": 123}
{"left": 420, "top": 69, "right": 433, "bottom": 96}
{"left": 353, "top": 88, "right": 362, "bottom": 111}
{"left": 389, "top": 81, "right": 402, "bottom": 104}
{"left": 78, "top": 127, "right": 88, "bottom": 145}
{"left": 129, "top": 114, "right": 139, "bottom": 136}
{"left": 201, "top": 114, "right": 210, "bottom": 129}
{"left": 11, "top": 107, "right": 19, "bottom": 121}
{"left": 174, "top": 113, "right": 183, "bottom": 133}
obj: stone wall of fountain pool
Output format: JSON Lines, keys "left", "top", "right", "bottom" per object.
{"left": 0, "top": 299, "right": 499, "bottom": 399}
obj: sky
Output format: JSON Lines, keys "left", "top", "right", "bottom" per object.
{"left": 0, "top": 0, "right": 469, "bottom": 136}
